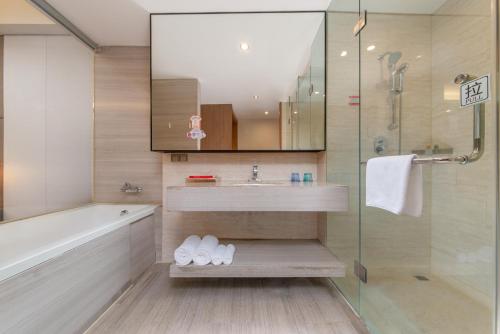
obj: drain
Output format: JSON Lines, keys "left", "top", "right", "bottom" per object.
{"left": 414, "top": 275, "right": 430, "bottom": 281}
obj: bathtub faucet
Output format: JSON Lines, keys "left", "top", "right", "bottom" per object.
{"left": 121, "top": 182, "right": 143, "bottom": 194}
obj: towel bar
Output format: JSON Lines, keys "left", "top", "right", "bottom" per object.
{"left": 361, "top": 155, "right": 467, "bottom": 165}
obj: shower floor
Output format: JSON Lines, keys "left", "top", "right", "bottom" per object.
{"left": 87, "top": 264, "right": 366, "bottom": 334}
{"left": 360, "top": 273, "right": 492, "bottom": 334}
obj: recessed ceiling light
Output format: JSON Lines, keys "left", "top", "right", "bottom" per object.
{"left": 314, "top": 91, "right": 320, "bottom": 95}
{"left": 293, "top": 111, "right": 298, "bottom": 114}
{"left": 367, "top": 45, "right": 376, "bottom": 51}
{"left": 445, "top": 109, "right": 452, "bottom": 113}
{"left": 240, "top": 42, "right": 250, "bottom": 51}
{"left": 264, "top": 111, "right": 269, "bottom": 115}
{"left": 340, "top": 51, "right": 348, "bottom": 57}
{"left": 253, "top": 95, "right": 259, "bottom": 100}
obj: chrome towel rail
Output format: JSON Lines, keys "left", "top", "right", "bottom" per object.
{"left": 360, "top": 155, "right": 467, "bottom": 165}
{"left": 412, "top": 155, "right": 468, "bottom": 164}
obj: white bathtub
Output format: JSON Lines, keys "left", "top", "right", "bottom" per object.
{"left": 0, "top": 203, "right": 156, "bottom": 282}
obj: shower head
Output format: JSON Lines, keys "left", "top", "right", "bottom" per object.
{"left": 387, "top": 52, "right": 402, "bottom": 69}
{"left": 377, "top": 51, "right": 402, "bottom": 69}
{"left": 377, "top": 52, "right": 391, "bottom": 61}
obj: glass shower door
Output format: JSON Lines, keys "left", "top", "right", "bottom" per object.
{"left": 358, "top": 1, "right": 497, "bottom": 333}
{"left": 326, "top": 6, "right": 361, "bottom": 311}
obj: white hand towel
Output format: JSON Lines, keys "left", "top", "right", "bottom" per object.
{"left": 211, "top": 245, "right": 227, "bottom": 265}
{"left": 223, "top": 244, "right": 236, "bottom": 265}
{"left": 366, "top": 154, "right": 423, "bottom": 217}
{"left": 174, "top": 235, "right": 201, "bottom": 266}
{"left": 193, "top": 235, "right": 219, "bottom": 265}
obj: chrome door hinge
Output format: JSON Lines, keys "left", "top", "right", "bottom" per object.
{"left": 353, "top": 10, "right": 367, "bottom": 37}
{"left": 354, "top": 260, "right": 368, "bottom": 283}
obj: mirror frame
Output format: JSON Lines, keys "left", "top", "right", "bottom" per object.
{"left": 149, "top": 11, "right": 327, "bottom": 153}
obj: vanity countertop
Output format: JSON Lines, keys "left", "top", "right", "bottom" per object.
{"left": 169, "top": 180, "right": 343, "bottom": 188}
{"left": 166, "top": 181, "right": 348, "bottom": 212}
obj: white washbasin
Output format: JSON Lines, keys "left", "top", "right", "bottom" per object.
{"left": 231, "top": 181, "right": 286, "bottom": 186}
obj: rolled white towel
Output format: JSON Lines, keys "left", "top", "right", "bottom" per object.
{"left": 193, "top": 235, "right": 219, "bottom": 265}
{"left": 174, "top": 235, "right": 201, "bottom": 266}
{"left": 223, "top": 244, "right": 236, "bottom": 265}
{"left": 211, "top": 244, "right": 227, "bottom": 265}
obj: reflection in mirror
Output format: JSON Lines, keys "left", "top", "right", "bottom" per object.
{"left": 151, "top": 12, "right": 326, "bottom": 151}
{"left": 0, "top": 0, "right": 93, "bottom": 222}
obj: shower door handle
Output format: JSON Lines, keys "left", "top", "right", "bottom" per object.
{"left": 411, "top": 100, "right": 484, "bottom": 165}
{"left": 453, "top": 74, "right": 485, "bottom": 164}
{"left": 465, "top": 102, "right": 485, "bottom": 163}
{"left": 415, "top": 74, "right": 485, "bottom": 165}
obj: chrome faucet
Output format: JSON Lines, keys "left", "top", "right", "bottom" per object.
{"left": 121, "top": 182, "right": 143, "bottom": 193}
{"left": 251, "top": 165, "right": 261, "bottom": 182}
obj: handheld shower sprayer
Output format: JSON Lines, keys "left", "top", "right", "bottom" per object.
{"left": 392, "top": 63, "right": 410, "bottom": 93}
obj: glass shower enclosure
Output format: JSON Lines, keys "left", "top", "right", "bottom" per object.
{"left": 326, "top": 0, "right": 498, "bottom": 333}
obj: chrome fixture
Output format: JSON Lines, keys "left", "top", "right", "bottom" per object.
{"left": 378, "top": 51, "right": 406, "bottom": 131}
{"left": 120, "top": 210, "right": 129, "bottom": 216}
{"left": 120, "top": 182, "right": 143, "bottom": 193}
{"left": 392, "top": 63, "right": 410, "bottom": 93}
{"left": 378, "top": 51, "right": 402, "bottom": 71}
{"left": 362, "top": 73, "right": 484, "bottom": 166}
{"left": 250, "top": 165, "right": 261, "bottom": 182}
{"left": 388, "top": 62, "right": 410, "bottom": 130}
{"left": 454, "top": 73, "right": 474, "bottom": 84}
{"left": 374, "top": 136, "right": 386, "bottom": 155}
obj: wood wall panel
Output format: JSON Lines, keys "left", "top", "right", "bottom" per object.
{"left": 94, "top": 47, "right": 162, "bottom": 204}
{"left": 200, "top": 104, "right": 235, "bottom": 150}
{"left": 152, "top": 79, "right": 199, "bottom": 151}
{"left": 130, "top": 215, "right": 155, "bottom": 281}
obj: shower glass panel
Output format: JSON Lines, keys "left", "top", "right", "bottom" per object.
{"left": 358, "top": 0, "right": 496, "bottom": 333}
{"left": 326, "top": 6, "right": 361, "bottom": 311}
{"left": 327, "top": 0, "right": 497, "bottom": 333}
{"left": 297, "top": 67, "right": 312, "bottom": 149}
{"left": 310, "top": 18, "right": 326, "bottom": 149}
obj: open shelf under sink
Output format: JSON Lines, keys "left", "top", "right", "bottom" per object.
{"left": 169, "top": 239, "right": 345, "bottom": 278}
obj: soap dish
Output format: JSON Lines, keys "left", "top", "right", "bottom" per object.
{"left": 185, "top": 176, "right": 218, "bottom": 183}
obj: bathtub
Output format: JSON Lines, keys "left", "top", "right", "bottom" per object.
{"left": 0, "top": 203, "right": 156, "bottom": 282}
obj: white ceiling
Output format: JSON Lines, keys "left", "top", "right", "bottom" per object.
{"left": 329, "top": 0, "right": 448, "bottom": 14}
{"left": 133, "top": 0, "right": 332, "bottom": 13}
{"left": 46, "top": 0, "right": 150, "bottom": 46}
{"left": 43, "top": 0, "right": 332, "bottom": 46}
{"left": 41, "top": 0, "right": 451, "bottom": 46}
{"left": 152, "top": 13, "right": 324, "bottom": 119}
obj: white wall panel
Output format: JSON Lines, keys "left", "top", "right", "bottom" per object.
{"left": 4, "top": 36, "right": 46, "bottom": 219}
{"left": 3, "top": 36, "right": 92, "bottom": 220}
{"left": 45, "top": 36, "right": 93, "bottom": 212}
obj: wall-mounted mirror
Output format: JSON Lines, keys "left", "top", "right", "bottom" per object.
{"left": 151, "top": 12, "right": 326, "bottom": 152}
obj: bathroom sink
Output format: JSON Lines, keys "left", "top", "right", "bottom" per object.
{"left": 231, "top": 181, "right": 286, "bottom": 186}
